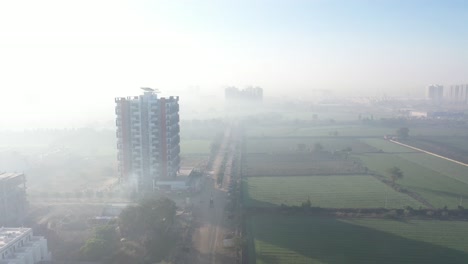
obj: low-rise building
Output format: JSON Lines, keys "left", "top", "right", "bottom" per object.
{"left": 0, "top": 227, "right": 51, "bottom": 264}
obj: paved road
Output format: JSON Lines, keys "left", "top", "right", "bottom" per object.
{"left": 190, "top": 128, "right": 236, "bottom": 264}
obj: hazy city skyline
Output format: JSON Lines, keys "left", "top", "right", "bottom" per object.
{"left": 1, "top": 0, "right": 468, "bottom": 128}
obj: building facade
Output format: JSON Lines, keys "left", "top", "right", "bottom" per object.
{"left": 115, "top": 89, "right": 180, "bottom": 193}
{"left": 444, "top": 84, "right": 468, "bottom": 104}
{"left": 426, "top": 84, "right": 444, "bottom": 104}
{"left": 225, "top": 86, "right": 263, "bottom": 103}
{"left": 0, "top": 173, "right": 27, "bottom": 227}
{"left": 0, "top": 227, "right": 51, "bottom": 264}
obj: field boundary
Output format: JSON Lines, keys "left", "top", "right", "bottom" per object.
{"left": 389, "top": 140, "right": 468, "bottom": 168}
{"left": 368, "top": 173, "right": 434, "bottom": 209}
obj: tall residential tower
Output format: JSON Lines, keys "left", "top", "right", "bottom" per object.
{"left": 115, "top": 88, "right": 180, "bottom": 193}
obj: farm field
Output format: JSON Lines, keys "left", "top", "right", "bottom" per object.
{"left": 246, "top": 137, "right": 378, "bottom": 154}
{"left": 245, "top": 124, "right": 468, "bottom": 138}
{"left": 180, "top": 139, "right": 211, "bottom": 155}
{"left": 243, "top": 153, "right": 364, "bottom": 176}
{"left": 243, "top": 175, "right": 422, "bottom": 208}
{"left": 360, "top": 138, "right": 417, "bottom": 153}
{"left": 410, "top": 136, "right": 468, "bottom": 153}
{"left": 246, "top": 125, "right": 394, "bottom": 138}
{"left": 248, "top": 215, "right": 468, "bottom": 264}
{"left": 358, "top": 153, "right": 468, "bottom": 208}
{"left": 428, "top": 136, "right": 468, "bottom": 151}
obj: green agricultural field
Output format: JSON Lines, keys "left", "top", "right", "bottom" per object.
{"left": 243, "top": 175, "right": 422, "bottom": 208}
{"left": 356, "top": 139, "right": 468, "bottom": 208}
{"left": 248, "top": 215, "right": 468, "bottom": 264}
{"left": 410, "top": 126, "right": 468, "bottom": 137}
{"left": 358, "top": 153, "right": 468, "bottom": 209}
{"left": 180, "top": 139, "right": 211, "bottom": 155}
{"left": 424, "top": 136, "right": 468, "bottom": 152}
{"left": 398, "top": 152, "right": 468, "bottom": 184}
{"left": 292, "top": 125, "right": 392, "bottom": 137}
{"left": 243, "top": 153, "right": 365, "bottom": 176}
{"left": 245, "top": 125, "right": 301, "bottom": 137}
{"left": 246, "top": 137, "right": 378, "bottom": 154}
{"left": 360, "top": 138, "right": 416, "bottom": 153}
{"left": 246, "top": 125, "right": 394, "bottom": 138}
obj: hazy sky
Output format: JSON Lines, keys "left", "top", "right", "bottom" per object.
{"left": 1, "top": 0, "right": 468, "bottom": 128}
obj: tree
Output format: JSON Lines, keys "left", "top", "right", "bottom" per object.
{"left": 80, "top": 238, "right": 108, "bottom": 260}
{"left": 387, "top": 166, "right": 404, "bottom": 184}
{"left": 396, "top": 127, "right": 410, "bottom": 139}
{"left": 80, "top": 225, "right": 119, "bottom": 261}
{"left": 118, "top": 197, "right": 177, "bottom": 263}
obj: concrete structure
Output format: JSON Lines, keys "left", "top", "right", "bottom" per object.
{"left": 0, "top": 227, "right": 51, "bottom": 264}
{"left": 0, "top": 173, "right": 27, "bottom": 227}
{"left": 444, "top": 84, "right": 468, "bottom": 104}
{"left": 426, "top": 84, "right": 444, "bottom": 104}
{"left": 115, "top": 88, "right": 180, "bottom": 193}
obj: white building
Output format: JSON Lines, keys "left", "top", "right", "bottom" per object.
{"left": 444, "top": 84, "right": 468, "bottom": 104}
{"left": 426, "top": 84, "right": 444, "bottom": 104}
{"left": 115, "top": 88, "right": 180, "bottom": 193}
{"left": 0, "top": 227, "right": 51, "bottom": 264}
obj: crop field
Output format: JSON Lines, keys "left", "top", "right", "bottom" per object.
{"left": 243, "top": 153, "right": 365, "bottom": 176}
{"left": 409, "top": 136, "right": 468, "bottom": 153}
{"left": 410, "top": 127, "right": 468, "bottom": 137}
{"left": 247, "top": 215, "right": 468, "bottom": 264}
{"left": 243, "top": 175, "right": 422, "bottom": 208}
{"left": 246, "top": 125, "right": 394, "bottom": 138}
{"left": 360, "top": 138, "right": 417, "bottom": 153}
{"left": 245, "top": 124, "right": 468, "bottom": 138}
{"left": 246, "top": 137, "right": 378, "bottom": 154}
{"left": 358, "top": 153, "right": 468, "bottom": 208}
{"left": 180, "top": 139, "right": 211, "bottom": 155}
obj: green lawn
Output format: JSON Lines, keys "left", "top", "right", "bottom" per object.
{"left": 243, "top": 175, "right": 422, "bottom": 208}
{"left": 248, "top": 215, "right": 468, "bottom": 264}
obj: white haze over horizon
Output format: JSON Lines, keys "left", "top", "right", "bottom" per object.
{"left": 1, "top": 0, "right": 468, "bottom": 129}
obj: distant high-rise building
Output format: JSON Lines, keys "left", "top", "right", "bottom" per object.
{"left": 115, "top": 89, "right": 180, "bottom": 193}
{"left": 426, "top": 84, "right": 444, "bottom": 104}
{"left": 225, "top": 86, "right": 263, "bottom": 108}
{"left": 445, "top": 84, "right": 468, "bottom": 104}
{"left": 0, "top": 173, "right": 27, "bottom": 226}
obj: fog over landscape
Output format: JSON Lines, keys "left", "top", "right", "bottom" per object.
{"left": 1, "top": 0, "right": 468, "bottom": 128}
{"left": 2, "top": 1, "right": 468, "bottom": 264}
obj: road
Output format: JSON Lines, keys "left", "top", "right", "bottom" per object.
{"left": 190, "top": 127, "right": 237, "bottom": 264}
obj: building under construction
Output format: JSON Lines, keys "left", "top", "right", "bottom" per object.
{"left": 0, "top": 173, "right": 27, "bottom": 226}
